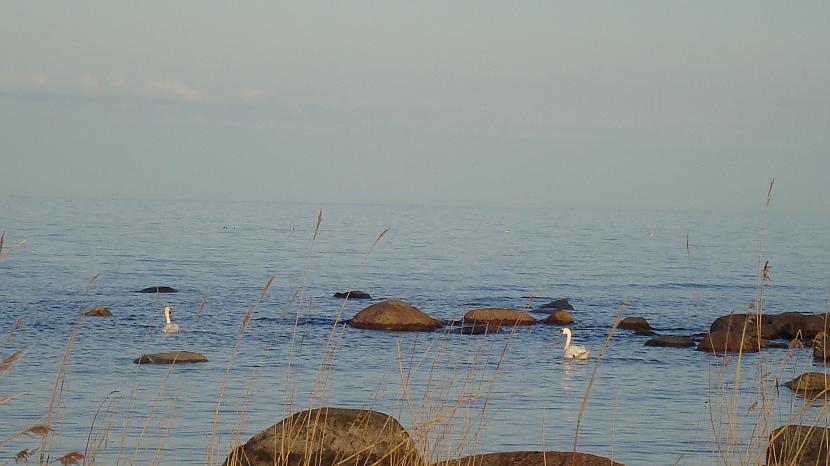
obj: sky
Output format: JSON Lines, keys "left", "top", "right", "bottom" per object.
{"left": 1, "top": 1, "right": 828, "bottom": 212}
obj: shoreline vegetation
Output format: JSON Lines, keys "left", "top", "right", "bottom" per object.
{"left": 3, "top": 188, "right": 830, "bottom": 465}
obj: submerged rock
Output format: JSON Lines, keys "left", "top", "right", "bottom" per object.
{"left": 434, "top": 450, "right": 624, "bottom": 466}
{"left": 133, "top": 351, "right": 207, "bottom": 364}
{"left": 634, "top": 328, "right": 657, "bottom": 336}
{"left": 645, "top": 336, "right": 695, "bottom": 348}
{"left": 463, "top": 308, "right": 536, "bottom": 326}
{"left": 785, "top": 372, "right": 830, "bottom": 395}
{"left": 223, "top": 407, "right": 424, "bottom": 466}
{"left": 619, "top": 316, "right": 651, "bottom": 331}
{"left": 453, "top": 323, "right": 502, "bottom": 335}
{"left": 137, "top": 286, "right": 177, "bottom": 293}
{"left": 542, "top": 310, "right": 574, "bottom": 325}
{"left": 83, "top": 306, "right": 112, "bottom": 317}
{"left": 767, "top": 425, "right": 830, "bottom": 466}
{"left": 333, "top": 290, "right": 372, "bottom": 299}
{"left": 348, "top": 300, "right": 442, "bottom": 331}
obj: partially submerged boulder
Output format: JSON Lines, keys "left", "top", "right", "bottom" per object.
{"left": 619, "top": 316, "right": 651, "bottom": 331}
{"left": 645, "top": 336, "right": 695, "bottom": 348}
{"left": 537, "top": 299, "right": 574, "bottom": 311}
{"left": 83, "top": 306, "right": 112, "bottom": 317}
{"left": 542, "top": 310, "right": 574, "bottom": 325}
{"left": 137, "top": 286, "right": 177, "bottom": 293}
{"left": 434, "top": 450, "right": 624, "bottom": 466}
{"left": 223, "top": 408, "right": 424, "bottom": 466}
{"left": 767, "top": 425, "right": 830, "bottom": 466}
{"left": 333, "top": 290, "right": 372, "bottom": 299}
{"left": 785, "top": 372, "right": 830, "bottom": 395}
{"left": 463, "top": 308, "right": 536, "bottom": 326}
{"left": 348, "top": 300, "right": 443, "bottom": 331}
{"left": 710, "top": 313, "right": 778, "bottom": 339}
{"left": 696, "top": 331, "right": 759, "bottom": 353}
{"left": 133, "top": 351, "right": 207, "bottom": 364}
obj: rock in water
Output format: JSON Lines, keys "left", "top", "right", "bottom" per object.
{"left": 133, "top": 351, "right": 208, "bottom": 364}
{"left": 542, "top": 310, "right": 574, "bottom": 325}
{"left": 696, "top": 331, "right": 759, "bottom": 353}
{"left": 435, "top": 450, "right": 624, "bottom": 466}
{"left": 463, "top": 308, "right": 536, "bottom": 326}
{"left": 539, "top": 299, "right": 574, "bottom": 310}
{"left": 137, "top": 286, "right": 177, "bottom": 293}
{"left": 767, "top": 425, "right": 830, "bottom": 466}
{"left": 710, "top": 313, "right": 779, "bottom": 339}
{"left": 619, "top": 316, "right": 651, "bottom": 331}
{"left": 333, "top": 290, "right": 372, "bottom": 299}
{"left": 223, "top": 408, "right": 424, "bottom": 466}
{"left": 785, "top": 372, "right": 830, "bottom": 395}
{"left": 83, "top": 306, "right": 112, "bottom": 317}
{"left": 645, "top": 336, "right": 695, "bottom": 348}
{"left": 348, "top": 300, "right": 443, "bottom": 331}
{"left": 453, "top": 323, "right": 502, "bottom": 335}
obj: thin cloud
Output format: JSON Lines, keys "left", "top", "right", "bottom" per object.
{"left": 142, "top": 80, "right": 200, "bottom": 101}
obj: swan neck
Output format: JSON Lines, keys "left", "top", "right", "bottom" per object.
{"left": 563, "top": 331, "right": 571, "bottom": 351}
{"left": 164, "top": 307, "right": 171, "bottom": 324}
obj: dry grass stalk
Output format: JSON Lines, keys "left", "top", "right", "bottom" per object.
{"left": 0, "top": 392, "right": 28, "bottom": 406}
{"left": 0, "top": 350, "right": 23, "bottom": 373}
{"left": 0, "top": 231, "right": 26, "bottom": 261}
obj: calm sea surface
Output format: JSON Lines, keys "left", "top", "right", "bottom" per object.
{"left": 1, "top": 199, "right": 829, "bottom": 465}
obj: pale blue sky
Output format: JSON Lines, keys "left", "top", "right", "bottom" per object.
{"left": 1, "top": 2, "right": 828, "bottom": 212}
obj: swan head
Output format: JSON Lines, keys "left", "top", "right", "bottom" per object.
{"left": 559, "top": 327, "right": 572, "bottom": 337}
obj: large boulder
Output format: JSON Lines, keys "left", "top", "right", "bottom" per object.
{"left": 645, "top": 336, "right": 695, "bottom": 348}
{"left": 223, "top": 408, "right": 424, "bottom": 466}
{"left": 772, "top": 312, "right": 806, "bottom": 338}
{"left": 785, "top": 372, "right": 830, "bottom": 395}
{"left": 333, "top": 290, "right": 372, "bottom": 299}
{"left": 348, "top": 300, "right": 443, "bottom": 331}
{"left": 137, "top": 286, "right": 177, "bottom": 293}
{"left": 619, "top": 317, "right": 651, "bottom": 331}
{"left": 710, "top": 313, "right": 778, "bottom": 339}
{"left": 696, "top": 331, "right": 759, "bottom": 353}
{"left": 767, "top": 425, "right": 830, "bottom": 466}
{"left": 434, "top": 451, "right": 623, "bottom": 466}
{"left": 133, "top": 351, "right": 207, "bottom": 364}
{"left": 83, "top": 306, "right": 112, "bottom": 317}
{"left": 542, "top": 310, "right": 574, "bottom": 325}
{"left": 463, "top": 308, "right": 536, "bottom": 326}
{"left": 800, "top": 314, "right": 830, "bottom": 338}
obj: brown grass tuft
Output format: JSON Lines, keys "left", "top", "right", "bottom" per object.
{"left": 55, "top": 451, "right": 84, "bottom": 465}
{"left": 23, "top": 424, "right": 53, "bottom": 437}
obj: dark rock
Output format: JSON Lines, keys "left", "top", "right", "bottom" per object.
{"left": 133, "top": 351, "right": 208, "bottom": 364}
{"left": 542, "top": 310, "right": 574, "bottom": 325}
{"left": 348, "top": 300, "right": 443, "bottom": 331}
{"left": 772, "top": 312, "right": 805, "bottom": 338}
{"left": 137, "top": 286, "right": 177, "bottom": 293}
{"left": 223, "top": 408, "right": 424, "bottom": 466}
{"left": 463, "top": 308, "right": 536, "bottom": 326}
{"left": 645, "top": 336, "right": 695, "bottom": 348}
{"left": 619, "top": 316, "right": 651, "bottom": 331}
{"left": 540, "top": 299, "right": 574, "bottom": 311}
{"left": 83, "top": 306, "right": 112, "bottom": 317}
{"left": 800, "top": 314, "right": 830, "bottom": 338}
{"left": 767, "top": 425, "right": 830, "bottom": 466}
{"left": 696, "top": 331, "right": 759, "bottom": 353}
{"left": 634, "top": 328, "right": 657, "bottom": 336}
{"left": 453, "top": 323, "right": 502, "bottom": 335}
{"left": 434, "top": 450, "right": 624, "bottom": 466}
{"left": 785, "top": 372, "right": 830, "bottom": 395}
{"left": 710, "top": 313, "right": 779, "bottom": 339}
{"left": 333, "top": 290, "right": 372, "bottom": 299}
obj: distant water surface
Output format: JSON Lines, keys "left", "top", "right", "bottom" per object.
{"left": 1, "top": 199, "right": 829, "bottom": 465}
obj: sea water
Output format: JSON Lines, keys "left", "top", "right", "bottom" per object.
{"left": 1, "top": 198, "right": 829, "bottom": 465}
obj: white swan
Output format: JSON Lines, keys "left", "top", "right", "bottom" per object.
{"left": 161, "top": 305, "right": 179, "bottom": 334}
{"left": 560, "top": 327, "right": 589, "bottom": 359}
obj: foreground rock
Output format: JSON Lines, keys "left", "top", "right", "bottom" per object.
{"left": 137, "top": 286, "right": 177, "bottom": 293}
{"left": 767, "top": 425, "right": 829, "bottom": 465}
{"left": 696, "top": 331, "right": 759, "bottom": 353}
{"left": 645, "top": 336, "right": 695, "bottom": 348}
{"left": 133, "top": 351, "right": 207, "bottom": 364}
{"left": 785, "top": 372, "right": 830, "bottom": 395}
{"left": 542, "top": 310, "right": 574, "bottom": 325}
{"left": 83, "top": 306, "right": 112, "bottom": 317}
{"left": 333, "top": 290, "right": 372, "bottom": 299}
{"left": 463, "top": 308, "right": 536, "bottom": 326}
{"left": 223, "top": 408, "right": 424, "bottom": 466}
{"left": 453, "top": 323, "right": 502, "bottom": 335}
{"left": 348, "top": 300, "right": 443, "bottom": 331}
{"left": 619, "top": 317, "right": 651, "bottom": 331}
{"left": 435, "top": 451, "right": 623, "bottom": 466}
